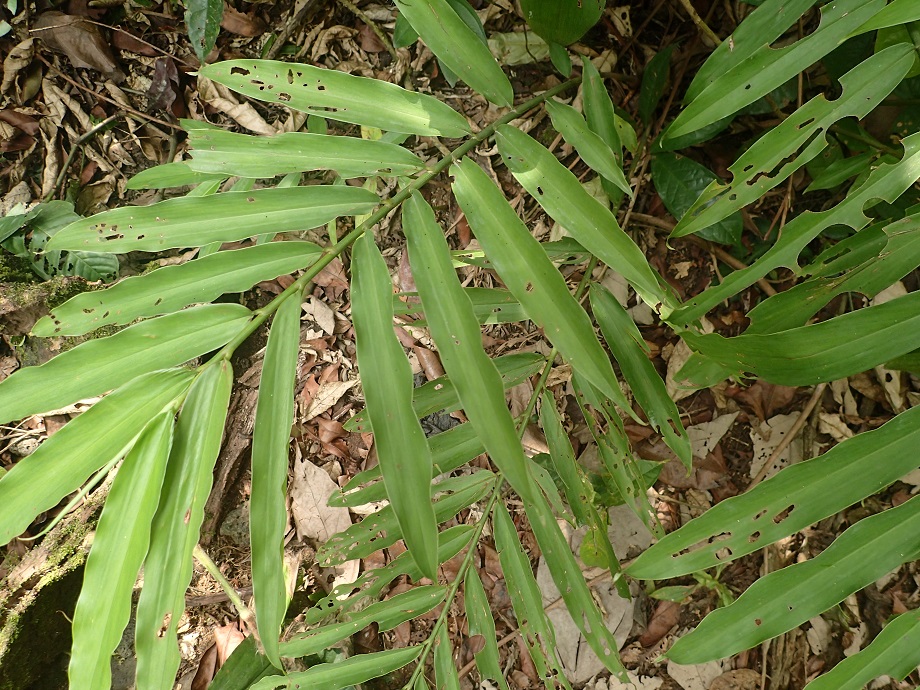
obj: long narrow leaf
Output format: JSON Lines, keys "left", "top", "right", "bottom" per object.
{"left": 0, "top": 368, "right": 193, "bottom": 545}
{"left": 135, "top": 361, "right": 234, "bottom": 690}
{"left": 46, "top": 186, "right": 378, "bottom": 253}
{"left": 201, "top": 61, "right": 471, "bottom": 137}
{"left": 465, "top": 567, "right": 510, "bottom": 690}
{"left": 34, "top": 242, "right": 321, "bottom": 336}
{"left": 352, "top": 229, "right": 439, "bottom": 580}
{"left": 250, "top": 647, "right": 422, "bottom": 690}
{"left": 69, "top": 411, "right": 175, "bottom": 690}
{"left": 0, "top": 303, "right": 250, "bottom": 424}
{"left": 250, "top": 291, "right": 302, "bottom": 668}
{"left": 434, "top": 626, "right": 461, "bottom": 690}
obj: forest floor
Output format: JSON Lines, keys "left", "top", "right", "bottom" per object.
{"left": 1, "top": 1, "right": 918, "bottom": 689}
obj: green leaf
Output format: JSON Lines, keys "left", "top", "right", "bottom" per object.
{"left": 668, "top": 0, "right": 886, "bottom": 140}
{"left": 47, "top": 187, "right": 378, "bottom": 253}
{"left": 434, "top": 626, "right": 461, "bottom": 690}
{"left": 669, "top": 131, "right": 920, "bottom": 326}
{"left": 280, "top": 586, "right": 446, "bottom": 658}
{"left": 185, "top": 0, "right": 222, "bottom": 62}
{"left": 69, "top": 411, "right": 175, "bottom": 690}
{"left": 393, "top": 0, "right": 512, "bottom": 106}
{"left": 187, "top": 128, "right": 426, "bottom": 179}
{"left": 804, "top": 609, "right": 920, "bottom": 690}
{"left": 494, "top": 125, "right": 674, "bottom": 313}
{"left": 639, "top": 46, "right": 675, "bottom": 124}
{"left": 127, "top": 161, "right": 229, "bottom": 190}
{"left": 200, "top": 60, "right": 471, "bottom": 137}
{"left": 34, "top": 242, "right": 320, "bottom": 336}
{"left": 451, "top": 156, "right": 634, "bottom": 416}
{"left": 465, "top": 567, "right": 510, "bottom": 690}
{"left": 671, "top": 44, "right": 914, "bottom": 239}
{"left": 591, "top": 284, "right": 691, "bottom": 468}
{"left": 403, "top": 191, "right": 629, "bottom": 682}
{"left": 135, "top": 361, "right": 234, "bottom": 690}
{"left": 519, "top": 0, "right": 604, "bottom": 47}
{"left": 250, "top": 647, "right": 422, "bottom": 690}
{"left": 651, "top": 152, "right": 742, "bottom": 245}
{"left": 681, "top": 290, "right": 920, "bottom": 386}
{"left": 250, "top": 291, "right": 302, "bottom": 668}
{"left": 352, "top": 230, "right": 439, "bottom": 580}
{"left": 627, "top": 404, "right": 920, "bottom": 579}
{"left": 539, "top": 391, "right": 592, "bottom": 526}
{"left": 209, "top": 635, "right": 277, "bottom": 690}
{"left": 545, "top": 99, "right": 632, "bottom": 197}
{"left": 581, "top": 56, "right": 623, "bottom": 203}
{"left": 857, "top": 0, "right": 920, "bottom": 32}
{"left": 667, "top": 496, "right": 920, "bottom": 663}
{"left": 395, "top": 287, "right": 530, "bottom": 325}
{"left": 0, "top": 303, "right": 248, "bottom": 424}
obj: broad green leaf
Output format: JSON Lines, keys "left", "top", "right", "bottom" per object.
{"left": 344, "top": 352, "right": 543, "bottom": 433}
{"left": 519, "top": 0, "right": 604, "bottom": 46}
{"left": 209, "top": 635, "right": 277, "bottom": 690}
{"left": 403, "top": 191, "right": 629, "bottom": 681}
{"left": 280, "top": 586, "right": 445, "bottom": 658}
{"left": 0, "top": 369, "right": 192, "bottom": 546}
{"left": 539, "top": 391, "right": 592, "bottom": 526}
{"left": 668, "top": 0, "right": 886, "bottom": 139}
{"left": 135, "top": 361, "right": 233, "bottom": 690}
{"left": 434, "top": 626, "right": 461, "bottom": 690}
{"left": 393, "top": 0, "right": 512, "bottom": 106}
{"left": 47, "top": 186, "right": 378, "bottom": 253}
{"left": 669, "top": 130, "right": 920, "bottom": 326}
{"left": 494, "top": 125, "right": 674, "bottom": 313}
{"left": 250, "top": 647, "right": 422, "bottom": 690}
{"left": 332, "top": 422, "right": 484, "bottom": 507}
{"left": 680, "top": 290, "right": 920, "bottom": 387}
{"left": 639, "top": 46, "right": 675, "bottom": 124}
{"left": 34, "top": 242, "right": 321, "bottom": 336}
{"left": 581, "top": 56, "right": 623, "bottom": 203}
{"left": 69, "top": 411, "right": 174, "bottom": 690}
{"left": 185, "top": 0, "right": 222, "bottom": 62}
{"left": 200, "top": 60, "right": 471, "bottom": 137}
{"left": 804, "top": 609, "right": 920, "bottom": 690}
{"left": 465, "top": 567, "right": 510, "bottom": 690}
{"left": 591, "top": 285, "right": 691, "bottom": 467}
{"left": 250, "top": 291, "right": 302, "bottom": 668}
{"left": 127, "top": 161, "right": 229, "bottom": 190}
{"left": 451, "top": 157, "right": 633, "bottom": 416}
{"left": 305, "top": 525, "right": 474, "bottom": 625}
{"left": 667, "top": 496, "right": 920, "bottom": 663}
{"left": 857, "top": 0, "right": 920, "bottom": 32}
{"left": 493, "top": 503, "right": 571, "bottom": 690}
{"left": 627, "top": 404, "right": 920, "bottom": 579}
{"left": 187, "top": 128, "right": 426, "bottom": 179}
{"left": 671, "top": 45, "right": 913, "bottom": 238}
{"left": 319, "top": 473, "right": 493, "bottom": 566}
{"left": 545, "top": 99, "right": 632, "bottom": 197}
{"left": 806, "top": 151, "right": 879, "bottom": 192}
{"left": 652, "top": 152, "right": 741, "bottom": 245}
{"left": 352, "top": 230, "right": 439, "bottom": 580}
{"left": 0, "top": 303, "right": 249, "bottom": 424}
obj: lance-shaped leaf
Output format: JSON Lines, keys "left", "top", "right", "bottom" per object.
{"left": 540, "top": 391, "right": 592, "bottom": 526}
{"left": 250, "top": 291, "right": 302, "bottom": 668}
{"left": 393, "top": 0, "right": 512, "bottom": 107}
{"left": 627, "top": 404, "right": 920, "bottom": 579}
{"left": 804, "top": 609, "right": 920, "bottom": 690}
{"left": 402, "top": 192, "right": 629, "bottom": 681}
{"left": 69, "top": 411, "right": 175, "bottom": 690}
{"left": 251, "top": 647, "right": 422, "bottom": 690}
{"left": 544, "top": 99, "right": 631, "bottom": 197}
{"left": 434, "top": 626, "right": 461, "bottom": 690}
{"left": 581, "top": 56, "right": 625, "bottom": 204}
{"left": 857, "top": 0, "right": 920, "bottom": 31}
{"left": 0, "top": 367, "right": 192, "bottom": 546}
{"left": 352, "top": 230, "right": 439, "bottom": 580}
{"left": 186, "top": 0, "right": 222, "bottom": 62}
{"left": 46, "top": 186, "right": 378, "bottom": 253}
{"left": 209, "top": 636, "right": 276, "bottom": 689}
{"left": 493, "top": 502, "right": 571, "bottom": 689}
{"left": 34, "top": 242, "right": 321, "bottom": 336}
{"left": 127, "top": 161, "right": 229, "bottom": 190}
{"left": 667, "top": 496, "right": 920, "bottom": 664}
{"left": 0, "top": 303, "right": 249, "bottom": 424}
{"left": 669, "top": 130, "right": 920, "bottom": 326}
{"left": 280, "top": 586, "right": 445, "bottom": 658}
{"left": 465, "top": 567, "right": 510, "bottom": 690}
{"left": 451, "top": 157, "right": 633, "bottom": 416}
{"left": 591, "top": 285, "right": 691, "bottom": 466}
{"left": 187, "top": 128, "right": 426, "bottom": 179}
{"left": 135, "top": 361, "right": 234, "bottom": 690}
{"left": 395, "top": 287, "right": 530, "bottom": 325}
{"left": 494, "top": 125, "right": 673, "bottom": 313}
{"left": 200, "top": 60, "right": 471, "bottom": 137}
{"left": 680, "top": 290, "right": 920, "bottom": 387}
{"left": 667, "top": 0, "right": 885, "bottom": 139}
{"left": 672, "top": 44, "right": 914, "bottom": 238}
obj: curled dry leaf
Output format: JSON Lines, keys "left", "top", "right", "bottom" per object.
{"left": 639, "top": 599, "right": 680, "bottom": 647}
{"left": 220, "top": 5, "right": 267, "bottom": 37}
{"left": 33, "top": 12, "right": 125, "bottom": 83}
{"left": 147, "top": 58, "right": 180, "bottom": 112}
{"left": 1, "top": 38, "right": 34, "bottom": 96}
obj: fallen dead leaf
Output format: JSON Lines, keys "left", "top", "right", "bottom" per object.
{"left": 1, "top": 38, "right": 34, "bottom": 96}
{"left": 749, "top": 413, "right": 801, "bottom": 480}
{"left": 290, "top": 455, "right": 351, "bottom": 543}
{"left": 220, "top": 5, "right": 267, "bottom": 36}
{"left": 728, "top": 380, "right": 797, "bottom": 422}
{"left": 667, "top": 659, "right": 725, "bottom": 690}
{"left": 639, "top": 600, "right": 680, "bottom": 647}
{"left": 304, "top": 379, "right": 356, "bottom": 420}
{"left": 709, "top": 669, "right": 761, "bottom": 690}
{"left": 33, "top": 12, "right": 124, "bottom": 82}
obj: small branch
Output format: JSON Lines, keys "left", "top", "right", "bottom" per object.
{"left": 193, "top": 544, "right": 259, "bottom": 636}
{"left": 335, "top": 0, "right": 399, "bottom": 62}
{"left": 45, "top": 112, "right": 121, "bottom": 203}
{"left": 675, "top": 0, "right": 721, "bottom": 47}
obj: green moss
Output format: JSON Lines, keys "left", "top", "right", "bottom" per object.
{"left": 0, "top": 253, "right": 35, "bottom": 283}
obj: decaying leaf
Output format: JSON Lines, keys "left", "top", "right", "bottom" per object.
{"left": 33, "top": 12, "right": 125, "bottom": 83}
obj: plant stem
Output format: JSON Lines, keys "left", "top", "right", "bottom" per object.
{"left": 193, "top": 543, "right": 258, "bottom": 634}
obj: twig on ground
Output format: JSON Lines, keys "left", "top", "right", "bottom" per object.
{"left": 335, "top": 0, "right": 399, "bottom": 62}
{"left": 45, "top": 112, "right": 121, "bottom": 202}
